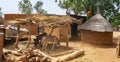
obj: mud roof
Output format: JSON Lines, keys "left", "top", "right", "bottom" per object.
{"left": 79, "top": 13, "right": 113, "bottom": 32}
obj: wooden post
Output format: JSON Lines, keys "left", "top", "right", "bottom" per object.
{"left": 0, "top": 32, "right": 4, "bottom": 62}
{"left": 14, "top": 25, "right": 20, "bottom": 48}
{"left": 26, "top": 24, "right": 31, "bottom": 48}
{"left": 66, "top": 24, "right": 71, "bottom": 48}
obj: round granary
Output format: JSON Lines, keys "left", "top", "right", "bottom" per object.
{"left": 80, "top": 30, "right": 113, "bottom": 45}
{"left": 78, "top": 13, "right": 113, "bottom": 45}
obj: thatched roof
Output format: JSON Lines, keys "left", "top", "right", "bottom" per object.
{"left": 7, "top": 15, "right": 77, "bottom": 28}
{"left": 79, "top": 14, "right": 113, "bottom": 32}
{"left": 28, "top": 15, "right": 75, "bottom": 23}
{"left": 25, "top": 15, "right": 76, "bottom": 27}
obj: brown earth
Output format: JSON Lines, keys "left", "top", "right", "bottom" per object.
{"left": 3, "top": 31, "right": 120, "bottom": 62}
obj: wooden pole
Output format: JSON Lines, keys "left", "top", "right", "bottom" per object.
{"left": 26, "top": 24, "right": 31, "bottom": 48}
{"left": 66, "top": 24, "right": 71, "bottom": 48}
{"left": 58, "top": 50, "right": 84, "bottom": 62}
{"left": 0, "top": 32, "right": 4, "bottom": 62}
{"left": 14, "top": 24, "right": 20, "bottom": 48}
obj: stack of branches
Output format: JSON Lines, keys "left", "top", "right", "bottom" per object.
{"left": 7, "top": 15, "right": 76, "bottom": 29}
{"left": 7, "top": 19, "right": 29, "bottom": 27}
{"left": 3, "top": 48, "right": 84, "bottom": 62}
{"left": 25, "top": 15, "right": 76, "bottom": 27}
{"left": 7, "top": 15, "right": 77, "bottom": 28}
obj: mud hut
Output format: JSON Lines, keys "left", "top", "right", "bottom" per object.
{"left": 79, "top": 13, "right": 113, "bottom": 45}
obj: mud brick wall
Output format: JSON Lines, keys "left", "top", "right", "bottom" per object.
{"left": 44, "top": 26, "right": 60, "bottom": 40}
{"left": 4, "top": 14, "right": 38, "bottom": 35}
{"left": 80, "top": 30, "right": 113, "bottom": 45}
{"left": 44, "top": 24, "right": 71, "bottom": 42}
{"left": 29, "top": 24, "right": 38, "bottom": 35}
{"left": 4, "top": 14, "right": 35, "bottom": 21}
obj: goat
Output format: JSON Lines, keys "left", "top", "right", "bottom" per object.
{"left": 34, "top": 33, "right": 47, "bottom": 46}
{"left": 41, "top": 35, "right": 60, "bottom": 52}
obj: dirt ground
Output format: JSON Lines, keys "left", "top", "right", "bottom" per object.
{"left": 3, "top": 31, "right": 120, "bottom": 62}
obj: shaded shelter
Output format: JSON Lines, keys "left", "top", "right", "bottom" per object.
{"left": 26, "top": 15, "right": 77, "bottom": 48}
{"left": 26, "top": 15, "right": 75, "bottom": 40}
{"left": 79, "top": 13, "right": 113, "bottom": 45}
{"left": 7, "top": 19, "right": 33, "bottom": 48}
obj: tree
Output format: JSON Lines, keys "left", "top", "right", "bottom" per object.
{"left": 56, "top": 0, "right": 120, "bottom": 17}
{"left": 71, "top": 0, "right": 85, "bottom": 15}
{"left": 34, "top": 0, "right": 47, "bottom": 15}
{"left": 56, "top": 0, "right": 120, "bottom": 26}
{"left": 18, "top": 0, "right": 33, "bottom": 14}
{"left": 56, "top": 0, "right": 86, "bottom": 15}
{"left": 57, "top": 0, "right": 73, "bottom": 15}
{"left": 0, "top": 7, "right": 2, "bottom": 17}
{"left": 83, "top": 0, "right": 120, "bottom": 26}
{"left": 111, "top": 12, "right": 120, "bottom": 27}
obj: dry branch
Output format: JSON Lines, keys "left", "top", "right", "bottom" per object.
{"left": 3, "top": 48, "right": 84, "bottom": 62}
{"left": 58, "top": 50, "right": 84, "bottom": 62}
{"left": 51, "top": 50, "right": 75, "bottom": 57}
{"left": 3, "top": 49, "right": 23, "bottom": 56}
{"left": 33, "top": 49, "right": 58, "bottom": 62}
{"left": 33, "top": 49, "right": 84, "bottom": 62}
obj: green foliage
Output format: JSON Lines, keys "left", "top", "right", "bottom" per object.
{"left": 111, "top": 19, "right": 120, "bottom": 27}
{"left": 57, "top": 0, "right": 73, "bottom": 15}
{"left": 56, "top": 0, "right": 120, "bottom": 26}
{"left": 0, "top": 7, "right": 2, "bottom": 16}
{"left": 72, "top": 0, "right": 85, "bottom": 15}
{"left": 57, "top": 0, "right": 85, "bottom": 15}
{"left": 111, "top": 12, "right": 120, "bottom": 27}
{"left": 34, "top": 0, "right": 47, "bottom": 15}
{"left": 98, "top": 0, "right": 120, "bottom": 26}
{"left": 18, "top": 0, "right": 33, "bottom": 14}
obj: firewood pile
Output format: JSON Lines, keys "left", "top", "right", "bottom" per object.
{"left": 7, "top": 15, "right": 76, "bottom": 31}
{"left": 3, "top": 48, "right": 84, "bottom": 62}
{"left": 25, "top": 15, "right": 76, "bottom": 27}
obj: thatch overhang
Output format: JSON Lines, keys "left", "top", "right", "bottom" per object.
{"left": 79, "top": 14, "right": 113, "bottom": 32}
{"left": 4, "top": 14, "right": 83, "bottom": 27}
{"left": 25, "top": 15, "right": 77, "bottom": 27}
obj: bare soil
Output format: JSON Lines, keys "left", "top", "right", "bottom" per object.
{"left": 3, "top": 31, "right": 120, "bottom": 62}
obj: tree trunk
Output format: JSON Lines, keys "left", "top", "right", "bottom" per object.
{"left": 58, "top": 50, "right": 84, "bottom": 62}
{"left": 66, "top": 8, "right": 70, "bottom": 16}
{"left": 51, "top": 50, "right": 75, "bottom": 57}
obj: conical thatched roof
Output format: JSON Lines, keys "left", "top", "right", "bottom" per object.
{"left": 79, "top": 14, "right": 113, "bottom": 32}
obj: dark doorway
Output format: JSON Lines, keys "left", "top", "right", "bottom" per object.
{"left": 71, "top": 22, "right": 78, "bottom": 39}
